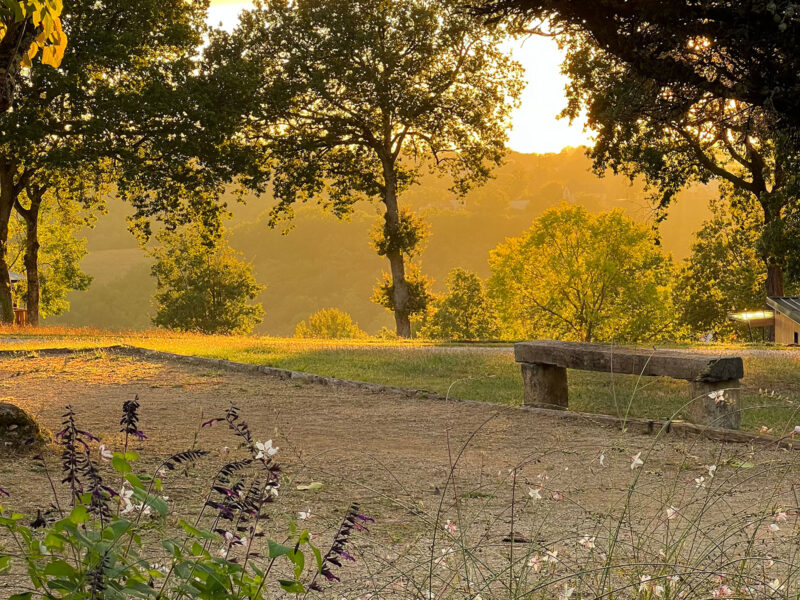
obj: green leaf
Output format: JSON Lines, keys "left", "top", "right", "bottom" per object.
{"left": 112, "top": 455, "right": 132, "bottom": 474}
{"left": 311, "top": 544, "right": 323, "bottom": 572}
{"left": 9, "top": 593, "right": 33, "bottom": 600}
{"left": 289, "top": 549, "right": 305, "bottom": 579}
{"left": 0, "top": 555, "right": 11, "bottom": 573}
{"left": 67, "top": 505, "right": 88, "bottom": 524}
{"left": 43, "top": 559, "right": 76, "bottom": 577}
{"left": 278, "top": 579, "right": 305, "bottom": 594}
{"left": 267, "top": 539, "right": 293, "bottom": 559}
{"left": 728, "top": 459, "right": 754, "bottom": 469}
{"left": 103, "top": 519, "right": 131, "bottom": 541}
{"left": 180, "top": 519, "right": 214, "bottom": 539}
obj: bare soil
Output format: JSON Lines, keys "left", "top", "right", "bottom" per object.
{"left": 1, "top": 350, "right": 798, "bottom": 598}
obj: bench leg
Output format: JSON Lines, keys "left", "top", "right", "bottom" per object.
{"left": 688, "top": 379, "right": 741, "bottom": 430}
{"left": 521, "top": 363, "right": 568, "bottom": 410}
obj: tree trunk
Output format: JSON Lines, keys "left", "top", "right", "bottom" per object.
{"left": 765, "top": 263, "right": 784, "bottom": 298}
{"left": 381, "top": 161, "right": 412, "bottom": 338}
{"left": 22, "top": 193, "right": 42, "bottom": 327}
{"left": 0, "top": 166, "right": 15, "bottom": 323}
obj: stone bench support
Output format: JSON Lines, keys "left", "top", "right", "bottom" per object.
{"left": 515, "top": 341, "right": 744, "bottom": 430}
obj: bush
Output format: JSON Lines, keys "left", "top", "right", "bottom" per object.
{"left": 0, "top": 399, "right": 368, "bottom": 599}
{"left": 420, "top": 268, "right": 500, "bottom": 340}
{"left": 294, "top": 308, "right": 366, "bottom": 339}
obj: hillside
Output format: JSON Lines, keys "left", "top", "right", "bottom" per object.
{"left": 47, "top": 147, "right": 713, "bottom": 335}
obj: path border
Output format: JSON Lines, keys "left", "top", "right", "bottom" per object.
{"left": 1, "top": 344, "right": 794, "bottom": 450}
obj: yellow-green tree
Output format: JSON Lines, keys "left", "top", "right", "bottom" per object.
{"left": 488, "top": 204, "right": 676, "bottom": 342}
{"left": 420, "top": 268, "right": 500, "bottom": 340}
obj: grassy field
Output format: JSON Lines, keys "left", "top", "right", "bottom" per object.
{"left": 2, "top": 326, "right": 800, "bottom": 434}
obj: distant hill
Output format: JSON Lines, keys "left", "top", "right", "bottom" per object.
{"left": 47, "top": 147, "right": 713, "bottom": 335}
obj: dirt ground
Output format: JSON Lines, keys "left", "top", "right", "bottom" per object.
{"left": 2, "top": 350, "right": 799, "bottom": 598}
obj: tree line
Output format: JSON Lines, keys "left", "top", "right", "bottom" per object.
{"left": 2, "top": 0, "right": 799, "bottom": 340}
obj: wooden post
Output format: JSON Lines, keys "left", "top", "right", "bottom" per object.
{"left": 688, "top": 379, "right": 741, "bottom": 430}
{"left": 521, "top": 363, "right": 569, "bottom": 410}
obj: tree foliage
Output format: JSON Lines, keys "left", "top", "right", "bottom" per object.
{"left": 488, "top": 204, "right": 675, "bottom": 343}
{"left": 150, "top": 227, "right": 264, "bottom": 335}
{"left": 225, "top": 0, "right": 523, "bottom": 337}
{"left": 294, "top": 308, "right": 366, "bottom": 339}
{"left": 420, "top": 268, "right": 500, "bottom": 340}
{"left": 675, "top": 198, "right": 799, "bottom": 339}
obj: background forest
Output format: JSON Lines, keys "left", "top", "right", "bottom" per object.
{"left": 41, "top": 148, "right": 713, "bottom": 336}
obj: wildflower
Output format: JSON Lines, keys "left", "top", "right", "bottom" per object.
{"left": 708, "top": 390, "right": 727, "bottom": 404}
{"left": 444, "top": 519, "right": 457, "bottom": 535}
{"left": 299, "top": 508, "right": 313, "bottom": 520}
{"left": 794, "top": 426, "right": 800, "bottom": 436}
{"left": 631, "top": 452, "right": 644, "bottom": 470}
{"left": 528, "top": 487, "right": 542, "bottom": 500}
{"left": 220, "top": 446, "right": 229, "bottom": 458}
{"left": 666, "top": 506, "right": 678, "bottom": 520}
{"left": 765, "top": 556, "right": 775, "bottom": 567}
{"left": 713, "top": 584, "right": 733, "bottom": 598}
{"left": 695, "top": 476, "right": 706, "bottom": 488}
{"left": 578, "top": 535, "right": 596, "bottom": 550}
{"left": 528, "top": 554, "right": 542, "bottom": 572}
{"left": 599, "top": 452, "right": 606, "bottom": 467}
{"left": 705, "top": 464, "right": 717, "bottom": 478}
{"left": 767, "top": 579, "right": 784, "bottom": 593}
{"left": 98, "top": 444, "right": 113, "bottom": 462}
{"left": 653, "top": 585, "right": 665, "bottom": 598}
{"left": 639, "top": 575, "right": 653, "bottom": 593}
{"left": 760, "top": 426, "right": 770, "bottom": 434}
{"left": 545, "top": 549, "right": 558, "bottom": 563}
{"left": 559, "top": 584, "right": 575, "bottom": 600}
{"left": 775, "top": 511, "right": 788, "bottom": 522}
{"left": 769, "top": 523, "right": 780, "bottom": 532}
{"left": 254, "top": 440, "right": 278, "bottom": 460}
{"left": 551, "top": 490, "right": 563, "bottom": 501}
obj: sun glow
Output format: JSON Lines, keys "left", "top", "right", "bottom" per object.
{"left": 206, "top": 0, "right": 592, "bottom": 155}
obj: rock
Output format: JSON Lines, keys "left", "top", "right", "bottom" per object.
{"left": 0, "top": 402, "right": 48, "bottom": 450}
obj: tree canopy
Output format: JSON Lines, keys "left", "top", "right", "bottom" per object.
{"left": 420, "top": 268, "right": 500, "bottom": 340}
{"left": 225, "top": 0, "right": 523, "bottom": 337}
{"left": 488, "top": 204, "right": 675, "bottom": 343}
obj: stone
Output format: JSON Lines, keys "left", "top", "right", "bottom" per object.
{"left": 521, "top": 363, "right": 569, "bottom": 409}
{"left": 0, "top": 402, "right": 48, "bottom": 451}
{"left": 688, "top": 380, "right": 742, "bottom": 430}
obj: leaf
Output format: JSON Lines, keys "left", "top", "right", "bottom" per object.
{"left": 278, "top": 579, "right": 305, "bottom": 594}
{"left": 180, "top": 519, "right": 214, "bottom": 540}
{"left": 267, "top": 539, "right": 293, "bottom": 559}
{"left": 728, "top": 459, "right": 754, "bottom": 469}
{"left": 9, "top": 593, "right": 33, "bottom": 600}
{"left": 112, "top": 455, "right": 132, "bottom": 474}
{"left": 296, "top": 482, "right": 324, "bottom": 492}
{"left": 67, "top": 505, "right": 88, "bottom": 524}
{"left": 0, "top": 555, "right": 11, "bottom": 573}
{"left": 311, "top": 544, "right": 323, "bottom": 572}
{"left": 43, "top": 559, "right": 76, "bottom": 577}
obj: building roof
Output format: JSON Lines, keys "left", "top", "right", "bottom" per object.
{"left": 767, "top": 297, "right": 800, "bottom": 324}
{"left": 9, "top": 271, "right": 23, "bottom": 283}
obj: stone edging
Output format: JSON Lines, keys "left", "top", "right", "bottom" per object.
{"left": 0, "top": 344, "right": 794, "bottom": 450}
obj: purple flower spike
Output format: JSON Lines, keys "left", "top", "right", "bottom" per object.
{"left": 340, "top": 551, "right": 356, "bottom": 562}
{"left": 202, "top": 418, "right": 223, "bottom": 428}
{"left": 0, "top": 487, "right": 9, "bottom": 497}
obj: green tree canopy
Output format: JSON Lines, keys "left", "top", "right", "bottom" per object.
{"left": 150, "top": 226, "right": 264, "bottom": 335}
{"left": 420, "top": 268, "right": 500, "bottom": 340}
{"left": 294, "top": 308, "right": 366, "bottom": 339}
{"left": 225, "top": 0, "right": 523, "bottom": 337}
{"left": 488, "top": 204, "right": 676, "bottom": 343}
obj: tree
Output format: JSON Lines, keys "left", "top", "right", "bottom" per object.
{"left": 150, "top": 226, "right": 264, "bottom": 335}
{"left": 488, "top": 204, "right": 675, "bottom": 342}
{"left": 675, "top": 198, "right": 798, "bottom": 338}
{"left": 1, "top": 0, "right": 67, "bottom": 112}
{"left": 228, "top": 0, "right": 523, "bottom": 337}
{"left": 294, "top": 308, "right": 366, "bottom": 339}
{"left": 475, "top": 1, "right": 800, "bottom": 131}
{"left": 0, "top": 0, "right": 233, "bottom": 325}
{"left": 7, "top": 191, "right": 91, "bottom": 319}
{"left": 420, "top": 268, "right": 500, "bottom": 340}
{"left": 477, "top": 1, "right": 800, "bottom": 303}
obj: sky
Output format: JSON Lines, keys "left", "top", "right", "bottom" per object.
{"left": 206, "top": 0, "right": 592, "bottom": 155}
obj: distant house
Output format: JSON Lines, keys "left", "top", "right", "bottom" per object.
{"left": 767, "top": 297, "right": 800, "bottom": 345}
{"left": 9, "top": 271, "right": 23, "bottom": 286}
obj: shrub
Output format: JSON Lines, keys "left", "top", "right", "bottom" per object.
{"left": 420, "top": 268, "right": 500, "bottom": 340}
{"left": 0, "top": 399, "right": 367, "bottom": 599}
{"left": 294, "top": 308, "right": 366, "bottom": 339}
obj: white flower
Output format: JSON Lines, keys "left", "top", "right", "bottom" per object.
{"left": 220, "top": 446, "right": 229, "bottom": 458}
{"left": 794, "top": 425, "right": 800, "bottom": 436}
{"left": 712, "top": 585, "right": 732, "bottom": 598}
{"left": 666, "top": 506, "right": 678, "bottom": 520}
{"left": 545, "top": 549, "right": 558, "bottom": 563}
{"left": 769, "top": 523, "right": 780, "bottom": 532}
{"left": 528, "top": 487, "right": 542, "bottom": 500}
{"left": 775, "top": 511, "right": 788, "bottom": 522}
{"left": 639, "top": 575, "right": 653, "bottom": 593}
{"left": 444, "top": 519, "right": 457, "bottom": 535}
{"left": 254, "top": 440, "right": 278, "bottom": 460}
{"left": 653, "top": 584, "right": 665, "bottom": 598}
{"left": 695, "top": 476, "right": 706, "bottom": 488}
{"left": 631, "top": 452, "right": 644, "bottom": 470}
{"left": 559, "top": 584, "right": 575, "bottom": 600}
{"left": 767, "top": 578, "right": 784, "bottom": 593}
{"left": 98, "top": 444, "right": 113, "bottom": 462}
{"left": 598, "top": 452, "right": 606, "bottom": 467}
{"left": 299, "top": 508, "right": 312, "bottom": 520}
{"left": 705, "top": 464, "right": 717, "bottom": 478}
{"left": 578, "top": 535, "right": 596, "bottom": 550}
{"left": 528, "top": 554, "right": 542, "bottom": 572}
{"left": 708, "top": 390, "right": 727, "bottom": 404}
{"left": 551, "top": 490, "right": 563, "bottom": 501}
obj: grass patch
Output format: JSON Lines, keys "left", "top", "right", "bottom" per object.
{"left": 3, "top": 326, "right": 800, "bottom": 433}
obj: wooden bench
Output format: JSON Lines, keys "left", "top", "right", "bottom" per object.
{"left": 13, "top": 309, "right": 27, "bottom": 327}
{"left": 515, "top": 341, "right": 744, "bottom": 430}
